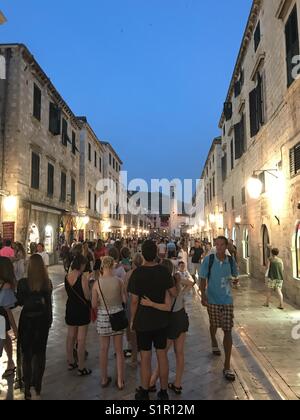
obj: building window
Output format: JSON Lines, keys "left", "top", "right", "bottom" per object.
{"left": 222, "top": 154, "right": 227, "bottom": 181}
{"left": 285, "top": 5, "right": 299, "bottom": 87}
{"left": 72, "top": 132, "right": 76, "bottom": 155}
{"left": 231, "top": 196, "right": 235, "bottom": 210}
{"left": 295, "top": 223, "right": 300, "bottom": 278}
{"left": 60, "top": 172, "right": 66, "bottom": 202}
{"left": 49, "top": 102, "right": 61, "bottom": 135}
{"left": 99, "top": 157, "right": 102, "bottom": 172}
{"left": 249, "top": 72, "right": 265, "bottom": 137}
{"left": 109, "top": 153, "right": 112, "bottom": 165}
{"left": 88, "top": 190, "right": 91, "bottom": 209}
{"left": 71, "top": 178, "right": 76, "bottom": 205}
{"left": 234, "top": 114, "right": 246, "bottom": 159}
{"left": 62, "top": 118, "right": 68, "bottom": 147}
{"left": 44, "top": 224, "right": 53, "bottom": 254}
{"left": 33, "top": 84, "right": 41, "bottom": 121}
{"left": 262, "top": 224, "right": 270, "bottom": 266}
{"left": 94, "top": 151, "right": 97, "bottom": 168}
{"left": 47, "top": 163, "right": 54, "bottom": 197}
{"left": 224, "top": 202, "right": 227, "bottom": 212}
{"left": 242, "top": 187, "right": 246, "bottom": 205}
{"left": 230, "top": 139, "right": 234, "bottom": 170}
{"left": 88, "top": 144, "right": 91, "bottom": 161}
{"left": 31, "top": 152, "right": 40, "bottom": 190}
{"left": 94, "top": 193, "right": 97, "bottom": 212}
{"left": 212, "top": 176, "right": 215, "bottom": 197}
{"left": 254, "top": 21, "right": 261, "bottom": 51}
{"left": 290, "top": 142, "right": 300, "bottom": 177}
{"left": 224, "top": 102, "right": 232, "bottom": 121}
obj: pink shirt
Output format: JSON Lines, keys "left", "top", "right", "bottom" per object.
{"left": 0, "top": 246, "right": 15, "bottom": 258}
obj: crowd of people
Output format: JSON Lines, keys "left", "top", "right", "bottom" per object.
{"left": 0, "top": 234, "right": 286, "bottom": 400}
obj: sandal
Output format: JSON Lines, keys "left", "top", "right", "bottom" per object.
{"left": 68, "top": 363, "right": 78, "bottom": 371}
{"left": 223, "top": 369, "right": 236, "bottom": 382}
{"left": 212, "top": 347, "right": 221, "bottom": 356}
{"left": 78, "top": 368, "right": 92, "bottom": 377}
{"left": 168, "top": 383, "right": 182, "bottom": 395}
{"left": 136, "top": 385, "right": 156, "bottom": 393}
{"left": 2, "top": 367, "right": 16, "bottom": 379}
{"left": 101, "top": 377, "right": 112, "bottom": 388}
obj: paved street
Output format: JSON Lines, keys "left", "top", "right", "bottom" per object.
{"left": 1, "top": 265, "right": 300, "bottom": 400}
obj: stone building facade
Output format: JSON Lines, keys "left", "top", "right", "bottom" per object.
{"left": 0, "top": 44, "right": 81, "bottom": 263}
{"left": 77, "top": 117, "right": 105, "bottom": 241}
{"left": 100, "top": 141, "right": 124, "bottom": 237}
{"left": 217, "top": 0, "right": 300, "bottom": 304}
{"left": 200, "top": 138, "right": 224, "bottom": 242}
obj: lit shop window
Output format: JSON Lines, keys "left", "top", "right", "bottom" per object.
{"left": 45, "top": 225, "right": 54, "bottom": 253}
{"left": 28, "top": 224, "right": 40, "bottom": 254}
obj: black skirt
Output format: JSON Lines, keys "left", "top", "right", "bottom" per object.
{"left": 167, "top": 308, "right": 189, "bottom": 340}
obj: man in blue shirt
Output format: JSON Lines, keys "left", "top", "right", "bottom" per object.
{"left": 200, "top": 236, "right": 238, "bottom": 382}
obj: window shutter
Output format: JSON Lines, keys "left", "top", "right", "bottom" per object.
{"left": 230, "top": 139, "right": 234, "bottom": 169}
{"left": 62, "top": 118, "right": 68, "bottom": 146}
{"left": 222, "top": 154, "right": 227, "bottom": 181}
{"left": 290, "top": 147, "right": 295, "bottom": 176}
{"left": 286, "top": 6, "right": 300, "bottom": 87}
{"left": 254, "top": 21, "right": 261, "bottom": 52}
{"left": 224, "top": 102, "right": 232, "bottom": 121}
{"left": 295, "top": 143, "right": 300, "bottom": 174}
{"left": 71, "top": 179, "right": 76, "bottom": 205}
{"left": 234, "top": 122, "right": 242, "bottom": 160}
{"left": 257, "top": 74, "right": 264, "bottom": 125}
{"left": 60, "top": 172, "right": 66, "bottom": 202}
{"left": 33, "top": 84, "right": 41, "bottom": 121}
{"left": 47, "top": 163, "right": 54, "bottom": 197}
{"left": 234, "top": 81, "right": 241, "bottom": 97}
{"left": 31, "top": 152, "right": 40, "bottom": 190}
{"left": 249, "top": 87, "right": 259, "bottom": 137}
{"left": 49, "top": 103, "right": 61, "bottom": 135}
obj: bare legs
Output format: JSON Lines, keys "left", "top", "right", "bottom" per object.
{"left": 99, "top": 334, "right": 124, "bottom": 388}
{"left": 66, "top": 325, "right": 89, "bottom": 370}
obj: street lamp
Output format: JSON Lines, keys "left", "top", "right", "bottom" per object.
{"left": 247, "top": 169, "right": 279, "bottom": 199}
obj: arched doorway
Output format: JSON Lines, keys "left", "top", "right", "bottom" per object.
{"left": 262, "top": 225, "right": 270, "bottom": 266}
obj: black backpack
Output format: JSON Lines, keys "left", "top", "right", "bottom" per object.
{"left": 207, "top": 254, "right": 235, "bottom": 281}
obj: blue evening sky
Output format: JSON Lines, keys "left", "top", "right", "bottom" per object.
{"left": 1, "top": 0, "right": 252, "bottom": 189}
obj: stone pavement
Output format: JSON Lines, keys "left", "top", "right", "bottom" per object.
{"left": 1, "top": 265, "right": 300, "bottom": 400}
{"left": 232, "top": 276, "right": 300, "bottom": 400}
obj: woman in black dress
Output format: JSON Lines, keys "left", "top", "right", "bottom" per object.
{"left": 65, "top": 255, "right": 92, "bottom": 376}
{"left": 17, "top": 254, "right": 53, "bottom": 400}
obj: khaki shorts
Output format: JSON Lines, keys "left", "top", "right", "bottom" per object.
{"left": 207, "top": 304, "right": 234, "bottom": 332}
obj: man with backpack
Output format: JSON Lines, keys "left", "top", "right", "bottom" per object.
{"left": 200, "top": 236, "right": 238, "bottom": 382}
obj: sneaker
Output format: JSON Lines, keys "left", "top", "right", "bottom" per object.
{"left": 135, "top": 388, "right": 150, "bottom": 401}
{"left": 157, "top": 390, "right": 169, "bottom": 400}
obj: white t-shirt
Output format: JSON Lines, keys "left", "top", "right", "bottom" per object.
{"left": 38, "top": 251, "right": 50, "bottom": 267}
{"left": 209, "top": 247, "right": 231, "bottom": 256}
